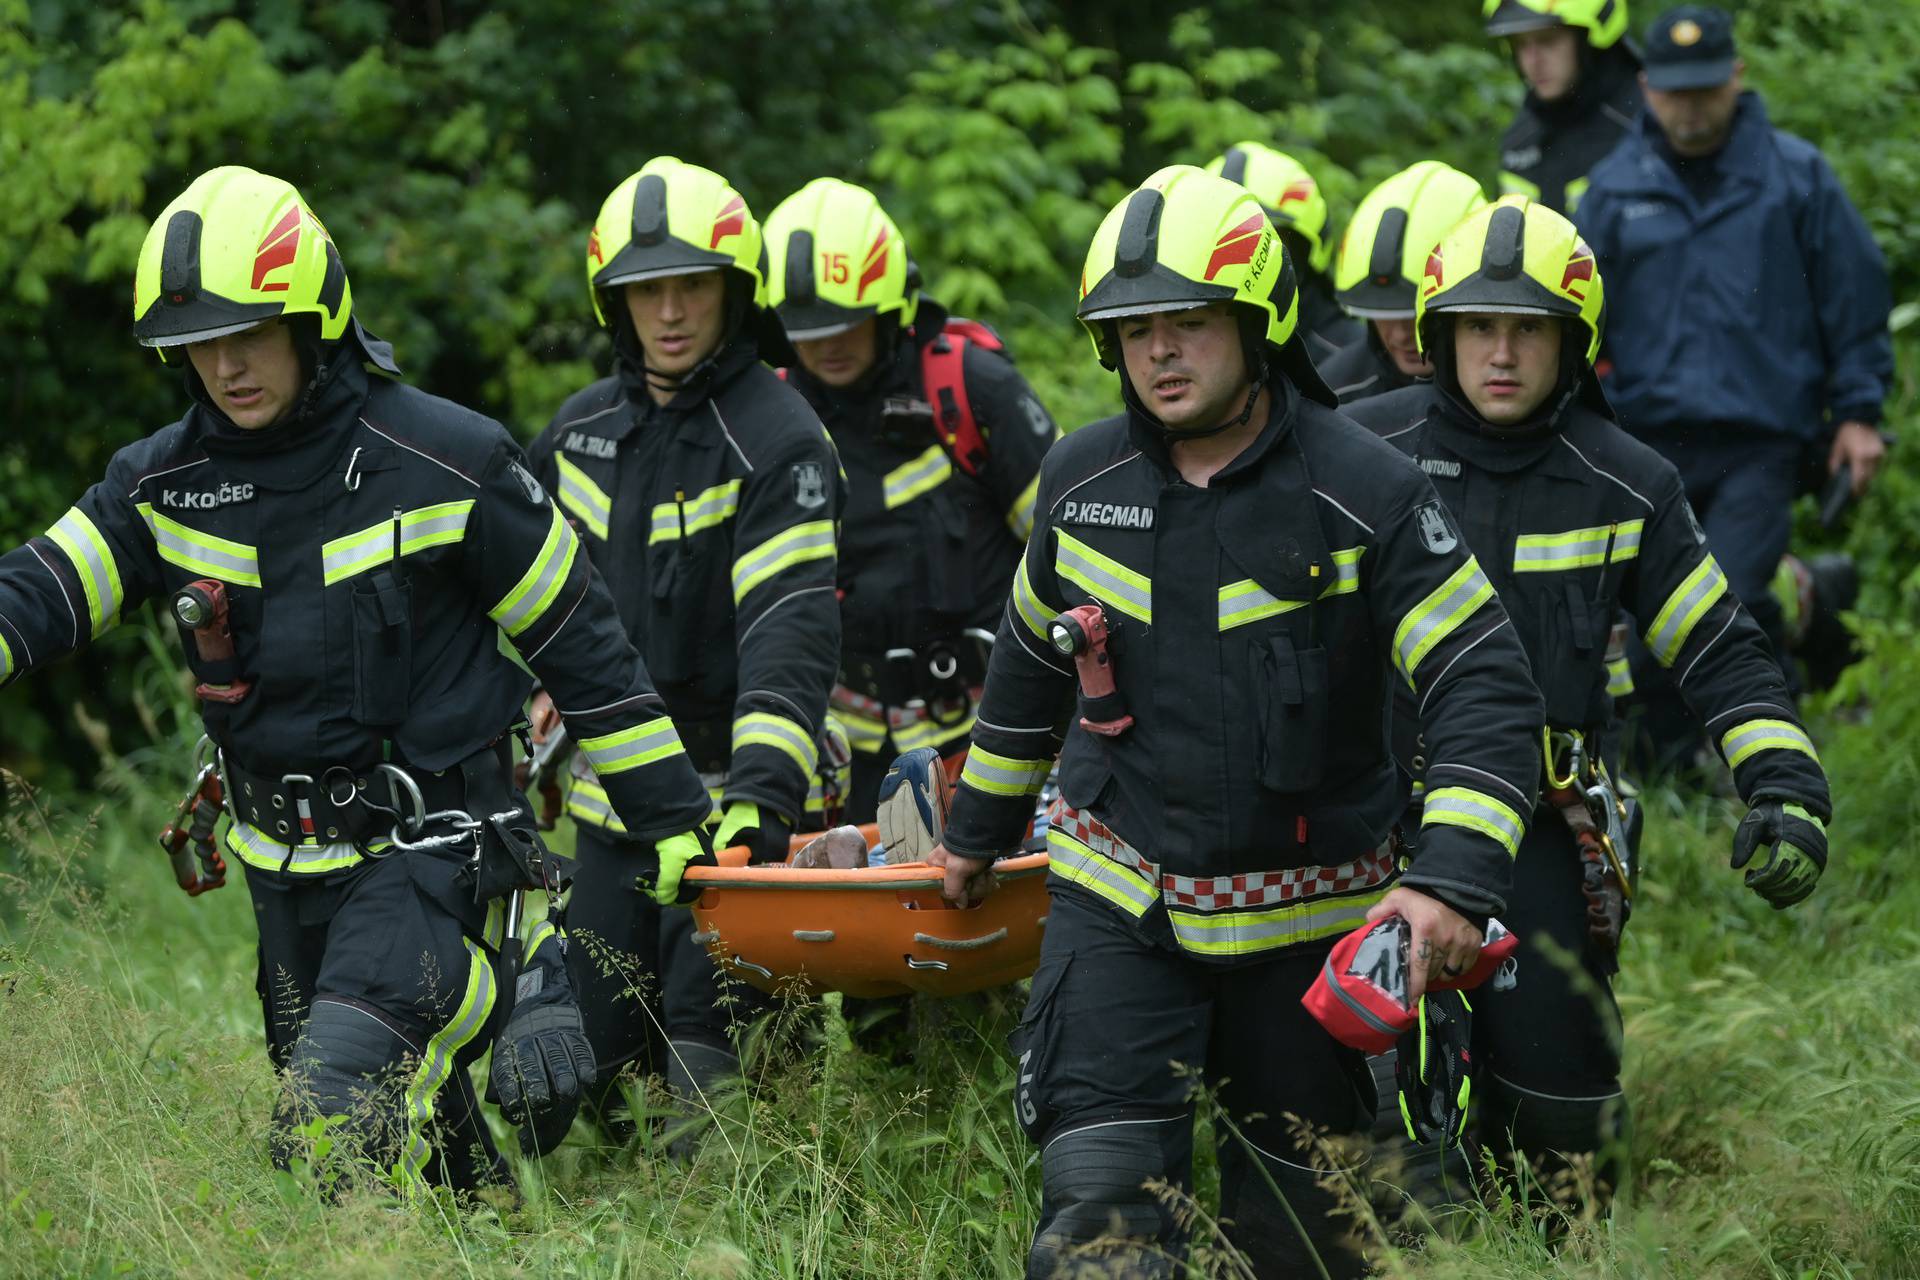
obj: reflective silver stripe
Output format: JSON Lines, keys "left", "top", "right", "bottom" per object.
{"left": 1393, "top": 558, "right": 1493, "bottom": 680}
{"left": 489, "top": 507, "right": 579, "bottom": 636}
{"left": 1645, "top": 555, "right": 1729, "bottom": 666}
{"left": 47, "top": 507, "right": 123, "bottom": 636}
{"left": 650, "top": 480, "right": 741, "bottom": 543}
{"left": 319, "top": 502, "right": 473, "bottom": 586}
{"left": 577, "top": 718, "right": 684, "bottom": 775}
{"left": 883, "top": 445, "right": 953, "bottom": 509}
{"left": 1720, "top": 719, "right": 1819, "bottom": 769}
{"left": 1422, "top": 787, "right": 1524, "bottom": 856}
{"left": 225, "top": 822, "right": 364, "bottom": 873}
{"left": 555, "top": 456, "right": 611, "bottom": 540}
{"left": 1511, "top": 520, "right": 1644, "bottom": 573}
{"left": 1046, "top": 827, "right": 1157, "bottom": 916}
{"left": 1217, "top": 579, "right": 1300, "bottom": 631}
{"left": 1166, "top": 891, "right": 1387, "bottom": 957}
{"left": 731, "top": 520, "right": 835, "bottom": 602}
{"left": 136, "top": 505, "right": 264, "bottom": 587}
{"left": 732, "top": 712, "right": 818, "bottom": 775}
{"left": 1054, "top": 530, "right": 1152, "bottom": 623}
{"left": 959, "top": 748, "right": 1050, "bottom": 798}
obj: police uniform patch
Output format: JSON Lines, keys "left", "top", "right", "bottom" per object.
{"left": 1415, "top": 501, "right": 1459, "bottom": 555}
{"left": 792, "top": 461, "right": 828, "bottom": 511}
{"left": 509, "top": 460, "right": 546, "bottom": 505}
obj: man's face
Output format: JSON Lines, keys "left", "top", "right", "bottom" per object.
{"left": 1117, "top": 304, "right": 1251, "bottom": 432}
{"left": 794, "top": 316, "right": 879, "bottom": 388}
{"left": 1642, "top": 65, "right": 1744, "bottom": 157}
{"left": 1453, "top": 312, "right": 1564, "bottom": 425}
{"left": 1511, "top": 27, "right": 1582, "bottom": 102}
{"left": 185, "top": 318, "right": 304, "bottom": 430}
{"left": 625, "top": 270, "right": 728, "bottom": 377}
{"left": 1374, "top": 317, "right": 1432, "bottom": 378}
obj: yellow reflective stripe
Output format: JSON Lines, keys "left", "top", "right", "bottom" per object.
{"left": 555, "top": 455, "right": 611, "bottom": 540}
{"left": 1047, "top": 826, "right": 1155, "bottom": 917}
{"left": 1499, "top": 171, "right": 1542, "bottom": 201}
{"left": 317, "top": 501, "right": 474, "bottom": 586}
{"left": 490, "top": 505, "right": 579, "bottom": 636}
{"left": 577, "top": 717, "right": 685, "bottom": 776}
{"left": 1218, "top": 580, "right": 1302, "bottom": 631}
{"left": 524, "top": 918, "right": 559, "bottom": 956}
{"left": 960, "top": 747, "right": 1050, "bottom": 798}
{"left": 483, "top": 898, "right": 507, "bottom": 952}
{"left": 401, "top": 938, "right": 497, "bottom": 1185}
{"left": 1054, "top": 529, "right": 1152, "bottom": 624}
{"left": 0, "top": 631, "right": 12, "bottom": 681}
{"left": 836, "top": 706, "right": 889, "bottom": 755}
{"left": 46, "top": 507, "right": 123, "bottom": 637}
{"left": 1324, "top": 546, "right": 1364, "bottom": 598}
{"left": 224, "top": 822, "right": 366, "bottom": 874}
{"left": 1007, "top": 471, "right": 1042, "bottom": 541}
{"left": 1606, "top": 656, "right": 1635, "bottom": 698}
{"left": 1644, "top": 554, "right": 1729, "bottom": 667}
{"left": 1720, "top": 719, "right": 1820, "bottom": 769}
{"left": 1393, "top": 557, "right": 1494, "bottom": 682}
{"left": 892, "top": 711, "right": 975, "bottom": 754}
{"left": 1565, "top": 176, "right": 1592, "bottom": 215}
{"left": 1422, "top": 786, "right": 1525, "bottom": 857}
{"left": 883, "top": 444, "right": 953, "bottom": 510}
{"left": 732, "top": 711, "right": 818, "bottom": 776}
{"left": 1167, "top": 887, "right": 1390, "bottom": 957}
{"left": 731, "top": 519, "right": 835, "bottom": 603}
{"left": 1011, "top": 556, "right": 1054, "bottom": 641}
{"left": 649, "top": 479, "right": 741, "bottom": 544}
{"left": 565, "top": 775, "right": 626, "bottom": 833}
{"left": 133, "top": 504, "right": 265, "bottom": 588}
{"left": 1512, "top": 520, "right": 1644, "bottom": 573}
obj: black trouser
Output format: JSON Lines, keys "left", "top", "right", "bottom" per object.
{"left": 245, "top": 848, "right": 506, "bottom": 1192}
{"left": 563, "top": 824, "right": 773, "bottom": 1099}
{"left": 1015, "top": 887, "right": 1374, "bottom": 1279}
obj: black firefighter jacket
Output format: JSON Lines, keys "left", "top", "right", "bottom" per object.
{"left": 784, "top": 306, "right": 1056, "bottom": 758}
{"left": 1346, "top": 384, "right": 1831, "bottom": 819}
{"left": 1498, "top": 44, "right": 1644, "bottom": 217}
{"left": 940, "top": 381, "right": 1546, "bottom": 962}
{"left": 0, "top": 343, "right": 713, "bottom": 875}
{"left": 528, "top": 334, "right": 845, "bottom": 832}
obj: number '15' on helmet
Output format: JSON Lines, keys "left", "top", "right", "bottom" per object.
{"left": 1415, "top": 195, "right": 1605, "bottom": 364}
{"left": 132, "top": 166, "right": 352, "bottom": 364}
{"left": 763, "top": 178, "right": 920, "bottom": 341}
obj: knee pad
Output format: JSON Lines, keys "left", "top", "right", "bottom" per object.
{"left": 1028, "top": 1116, "right": 1191, "bottom": 1280}
{"left": 1219, "top": 1137, "right": 1372, "bottom": 1280}
{"left": 1480, "top": 1074, "right": 1629, "bottom": 1205}
{"left": 276, "top": 997, "right": 419, "bottom": 1173}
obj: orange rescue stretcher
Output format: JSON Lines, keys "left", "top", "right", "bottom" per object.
{"left": 683, "top": 826, "right": 1051, "bottom": 999}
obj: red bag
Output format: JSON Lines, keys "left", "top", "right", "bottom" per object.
{"left": 1302, "top": 915, "right": 1518, "bottom": 1053}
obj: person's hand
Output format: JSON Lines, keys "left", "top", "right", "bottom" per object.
{"left": 529, "top": 689, "right": 561, "bottom": 745}
{"left": 640, "top": 829, "right": 717, "bottom": 906}
{"left": 1367, "top": 887, "right": 1483, "bottom": 1004}
{"left": 713, "top": 801, "right": 792, "bottom": 865}
{"left": 489, "top": 928, "right": 597, "bottom": 1156}
{"left": 1828, "top": 420, "right": 1886, "bottom": 497}
{"left": 1730, "top": 799, "right": 1827, "bottom": 909}
{"left": 927, "top": 843, "right": 996, "bottom": 907}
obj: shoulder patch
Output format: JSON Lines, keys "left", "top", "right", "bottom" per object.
{"left": 791, "top": 461, "right": 828, "bottom": 511}
{"left": 509, "top": 460, "right": 546, "bottom": 505}
{"left": 1681, "top": 499, "right": 1708, "bottom": 545}
{"left": 1414, "top": 500, "right": 1458, "bottom": 555}
{"left": 1021, "top": 396, "right": 1053, "bottom": 438}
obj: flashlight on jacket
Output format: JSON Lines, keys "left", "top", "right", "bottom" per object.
{"left": 1048, "top": 604, "right": 1133, "bottom": 737}
{"left": 171, "top": 578, "right": 252, "bottom": 706}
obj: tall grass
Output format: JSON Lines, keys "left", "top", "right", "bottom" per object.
{"left": 3, "top": 678, "right": 1919, "bottom": 1277}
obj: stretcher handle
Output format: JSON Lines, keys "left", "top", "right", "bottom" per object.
{"left": 911, "top": 928, "right": 1009, "bottom": 952}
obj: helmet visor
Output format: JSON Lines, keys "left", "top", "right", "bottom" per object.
{"left": 133, "top": 293, "right": 284, "bottom": 348}
{"left": 777, "top": 299, "right": 876, "bottom": 342}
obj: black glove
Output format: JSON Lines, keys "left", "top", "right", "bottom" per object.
{"left": 489, "top": 927, "right": 597, "bottom": 1156}
{"left": 1394, "top": 990, "right": 1474, "bottom": 1147}
{"left": 1730, "top": 799, "right": 1827, "bottom": 909}
{"left": 713, "top": 801, "right": 792, "bottom": 866}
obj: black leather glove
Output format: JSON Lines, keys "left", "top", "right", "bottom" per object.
{"left": 1730, "top": 799, "right": 1827, "bottom": 909}
{"left": 489, "top": 926, "right": 597, "bottom": 1156}
{"left": 713, "top": 801, "right": 792, "bottom": 866}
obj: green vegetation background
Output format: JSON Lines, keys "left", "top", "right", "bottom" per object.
{"left": 2, "top": 0, "right": 1917, "bottom": 1275}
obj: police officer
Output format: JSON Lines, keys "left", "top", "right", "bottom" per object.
{"left": 525, "top": 158, "right": 845, "bottom": 1139}
{"left": 1346, "top": 196, "right": 1833, "bottom": 1208}
{"left": 1319, "top": 161, "right": 1488, "bottom": 404}
{"left": 1577, "top": 6, "right": 1892, "bottom": 674}
{"left": 1206, "top": 142, "right": 1362, "bottom": 361}
{"left": 761, "top": 177, "right": 1056, "bottom": 822}
{"left": 0, "top": 167, "right": 716, "bottom": 1190}
{"left": 929, "top": 166, "right": 1544, "bottom": 1278}
{"left": 1484, "top": 0, "right": 1644, "bottom": 215}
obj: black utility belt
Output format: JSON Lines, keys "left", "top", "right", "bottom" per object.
{"left": 842, "top": 632, "right": 993, "bottom": 708}
{"left": 224, "top": 757, "right": 465, "bottom": 846}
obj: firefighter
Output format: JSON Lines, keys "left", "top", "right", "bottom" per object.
{"left": 525, "top": 158, "right": 845, "bottom": 1143}
{"left": 1205, "top": 141, "right": 1362, "bottom": 360}
{"left": 0, "top": 166, "right": 715, "bottom": 1190}
{"left": 762, "top": 177, "right": 1056, "bottom": 824}
{"left": 1345, "top": 196, "right": 1832, "bottom": 1209}
{"left": 928, "top": 165, "right": 1544, "bottom": 1278}
{"left": 1484, "top": 0, "right": 1644, "bottom": 215}
{"left": 1319, "top": 161, "right": 1489, "bottom": 404}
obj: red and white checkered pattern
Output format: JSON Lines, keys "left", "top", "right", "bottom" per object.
{"left": 1050, "top": 799, "right": 1395, "bottom": 912}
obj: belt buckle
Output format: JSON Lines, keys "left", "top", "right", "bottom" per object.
{"left": 279, "top": 773, "right": 318, "bottom": 843}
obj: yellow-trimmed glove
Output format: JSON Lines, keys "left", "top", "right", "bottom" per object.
{"left": 1730, "top": 799, "right": 1827, "bottom": 909}
{"left": 713, "top": 801, "right": 792, "bottom": 865}
{"left": 638, "top": 828, "right": 716, "bottom": 907}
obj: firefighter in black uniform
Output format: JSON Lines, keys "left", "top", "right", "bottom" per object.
{"left": 760, "top": 177, "right": 1056, "bottom": 823}
{"left": 1205, "top": 141, "right": 1362, "bottom": 362}
{"left": 0, "top": 167, "right": 715, "bottom": 1190}
{"left": 929, "top": 166, "right": 1545, "bottom": 1278}
{"left": 525, "top": 157, "right": 845, "bottom": 1140}
{"left": 1319, "top": 161, "right": 1489, "bottom": 404}
{"left": 1345, "top": 196, "right": 1831, "bottom": 1209}
{"left": 1484, "top": 0, "right": 1644, "bottom": 216}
